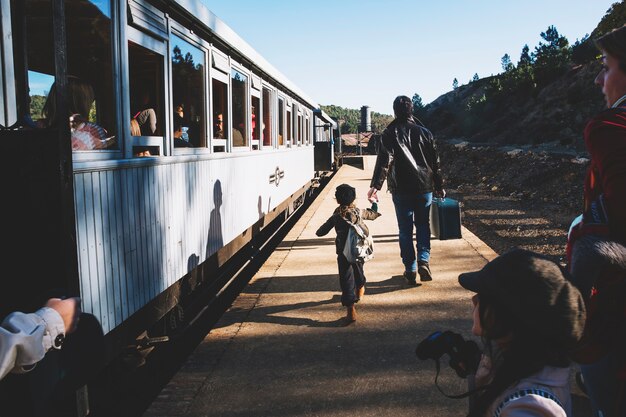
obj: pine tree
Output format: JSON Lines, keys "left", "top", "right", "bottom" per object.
{"left": 501, "top": 54, "right": 514, "bottom": 72}
{"left": 532, "top": 26, "right": 571, "bottom": 86}
{"left": 412, "top": 93, "right": 427, "bottom": 121}
{"left": 452, "top": 78, "right": 459, "bottom": 90}
{"left": 518, "top": 44, "right": 532, "bottom": 67}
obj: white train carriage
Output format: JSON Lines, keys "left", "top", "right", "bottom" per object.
{"left": 0, "top": 0, "right": 328, "bottom": 374}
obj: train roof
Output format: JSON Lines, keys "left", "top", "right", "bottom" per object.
{"left": 313, "top": 109, "right": 337, "bottom": 129}
{"left": 172, "top": 0, "right": 318, "bottom": 109}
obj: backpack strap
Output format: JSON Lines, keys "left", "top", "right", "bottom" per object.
{"left": 493, "top": 387, "right": 563, "bottom": 417}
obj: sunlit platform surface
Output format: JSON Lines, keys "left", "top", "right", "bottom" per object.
{"left": 143, "top": 156, "right": 587, "bottom": 417}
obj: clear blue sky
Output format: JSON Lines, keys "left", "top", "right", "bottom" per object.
{"left": 202, "top": 0, "right": 618, "bottom": 115}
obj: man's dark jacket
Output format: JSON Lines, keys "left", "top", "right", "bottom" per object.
{"left": 370, "top": 116, "right": 443, "bottom": 194}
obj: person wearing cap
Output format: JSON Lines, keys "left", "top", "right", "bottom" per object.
{"left": 367, "top": 95, "right": 445, "bottom": 285}
{"left": 566, "top": 24, "right": 626, "bottom": 417}
{"left": 316, "top": 184, "right": 381, "bottom": 322}
{"left": 458, "top": 248, "right": 586, "bottom": 417}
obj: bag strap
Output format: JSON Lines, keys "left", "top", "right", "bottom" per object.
{"left": 395, "top": 126, "right": 433, "bottom": 177}
{"left": 344, "top": 213, "right": 366, "bottom": 238}
{"left": 493, "top": 387, "right": 563, "bottom": 417}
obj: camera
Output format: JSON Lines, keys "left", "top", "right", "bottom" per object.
{"left": 416, "top": 330, "right": 481, "bottom": 378}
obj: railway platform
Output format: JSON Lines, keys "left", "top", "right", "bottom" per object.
{"left": 142, "top": 156, "right": 585, "bottom": 417}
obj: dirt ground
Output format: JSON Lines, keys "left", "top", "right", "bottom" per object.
{"left": 438, "top": 140, "right": 588, "bottom": 265}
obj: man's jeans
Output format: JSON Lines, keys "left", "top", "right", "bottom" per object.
{"left": 392, "top": 192, "right": 433, "bottom": 272}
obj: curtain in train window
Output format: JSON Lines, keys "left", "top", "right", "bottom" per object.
{"left": 262, "top": 87, "right": 273, "bottom": 147}
{"left": 171, "top": 34, "right": 206, "bottom": 149}
{"left": 231, "top": 69, "right": 248, "bottom": 148}
{"left": 277, "top": 97, "right": 284, "bottom": 146}
{"left": 18, "top": 0, "right": 117, "bottom": 150}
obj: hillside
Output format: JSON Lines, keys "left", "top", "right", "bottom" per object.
{"left": 424, "top": 63, "right": 603, "bottom": 152}
{"left": 422, "top": 2, "right": 625, "bottom": 151}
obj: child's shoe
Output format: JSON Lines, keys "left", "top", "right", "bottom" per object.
{"left": 346, "top": 305, "right": 357, "bottom": 322}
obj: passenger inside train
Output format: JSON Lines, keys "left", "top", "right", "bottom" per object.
{"left": 40, "top": 76, "right": 116, "bottom": 151}
{"left": 132, "top": 86, "right": 158, "bottom": 136}
{"left": 214, "top": 113, "right": 225, "bottom": 139}
{"left": 173, "top": 104, "right": 192, "bottom": 148}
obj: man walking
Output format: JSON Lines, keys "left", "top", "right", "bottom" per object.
{"left": 368, "top": 95, "right": 445, "bottom": 284}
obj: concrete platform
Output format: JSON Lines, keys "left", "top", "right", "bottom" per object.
{"left": 143, "top": 156, "right": 503, "bottom": 417}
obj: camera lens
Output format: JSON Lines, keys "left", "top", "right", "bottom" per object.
{"left": 416, "top": 331, "right": 443, "bottom": 360}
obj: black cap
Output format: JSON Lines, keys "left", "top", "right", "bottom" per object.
{"left": 335, "top": 184, "right": 356, "bottom": 206}
{"left": 458, "top": 248, "right": 586, "bottom": 347}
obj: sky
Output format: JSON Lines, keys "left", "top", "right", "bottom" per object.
{"left": 202, "top": 0, "right": 618, "bottom": 115}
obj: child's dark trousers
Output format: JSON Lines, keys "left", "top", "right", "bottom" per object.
{"left": 337, "top": 254, "right": 365, "bottom": 306}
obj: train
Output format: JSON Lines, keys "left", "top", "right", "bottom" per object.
{"left": 0, "top": 0, "right": 339, "bottom": 414}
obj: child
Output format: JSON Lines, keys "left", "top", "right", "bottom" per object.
{"left": 316, "top": 184, "right": 381, "bottom": 322}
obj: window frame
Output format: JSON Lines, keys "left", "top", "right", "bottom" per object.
{"left": 63, "top": 0, "right": 122, "bottom": 162}
{"left": 261, "top": 83, "right": 276, "bottom": 150}
{"left": 285, "top": 96, "right": 292, "bottom": 148}
{"left": 126, "top": 25, "right": 169, "bottom": 158}
{"left": 169, "top": 22, "right": 210, "bottom": 155}
{"left": 209, "top": 47, "right": 229, "bottom": 153}
{"left": 250, "top": 78, "right": 261, "bottom": 151}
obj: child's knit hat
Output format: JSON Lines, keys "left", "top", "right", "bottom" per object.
{"left": 335, "top": 184, "right": 356, "bottom": 206}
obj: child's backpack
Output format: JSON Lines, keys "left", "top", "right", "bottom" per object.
{"left": 343, "top": 217, "right": 374, "bottom": 264}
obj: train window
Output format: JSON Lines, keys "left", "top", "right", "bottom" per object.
{"left": 171, "top": 34, "right": 206, "bottom": 149}
{"left": 13, "top": 0, "right": 118, "bottom": 152}
{"left": 278, "top": 97, "right": 284, "bottom": 146}
{"left": 297, "top": 111, "right": 303, "bottom": 146}
{"left": 231, "top": 69, "right": 248, "bottom": 148}
{"left": 6, "top": 0, "right": 54, "bottom": 129}
{"left": 128, "top": 35, "right": 166, "bottom": 156}
{"left": 251, "top": 95, "right": 260, "bottom": 150}
{"left": 66, "top": 0, "right": 117, "bottom": 152}
{"left": 212, "top": 76, "right": 228, "bottom": 152}
{"left": 262, "top": 87, "right": 273, "bottom": 148}
{"left": 286, "top": 105, "right": 292, "bottom": 147}
{"left": 305, "top": 115, "right": 310, "bottom": 145}
{"left": 27, "top": 71, "right": 54, "bottom": 127}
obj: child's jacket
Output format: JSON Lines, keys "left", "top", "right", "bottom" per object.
{"left": 316, "top": 207, "right": 381, "bottom": 255}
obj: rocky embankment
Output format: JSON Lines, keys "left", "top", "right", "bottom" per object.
{"left": 439, "top": 139, "right": 588, "bottom": 263}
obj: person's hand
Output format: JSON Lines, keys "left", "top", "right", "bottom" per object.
{"left": 45, "top": 298, "right": 81, "bottom": 334}
{"left": 367, "top": 187, "right": 379, "bottom": 203}
{"left": 434, "top": 189, "right": 446, "bottom": 199}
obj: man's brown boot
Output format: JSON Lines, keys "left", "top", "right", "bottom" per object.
{"left": 357, "top": 286, "right": 365, "bottom": 300}
{"left": 346, "top": 305, "right": 357, "bottom": 322}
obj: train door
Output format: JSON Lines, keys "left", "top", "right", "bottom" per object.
{"left": 1, "top": 1, "right": 119, "bottom": 414}
{"left": 0, "top": 0, "right": 118, "bottom": 315}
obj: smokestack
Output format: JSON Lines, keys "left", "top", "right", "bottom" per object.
{"left": 360, "top": 105, "right": 371, "bottom": 132}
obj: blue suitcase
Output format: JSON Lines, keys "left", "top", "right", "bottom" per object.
{"left": 430, "top": 197, "right": 462, "bottom": 240}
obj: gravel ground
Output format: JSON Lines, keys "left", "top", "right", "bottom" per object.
{"left": 439, "top": 140, "right": 588, "bottom": 265}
